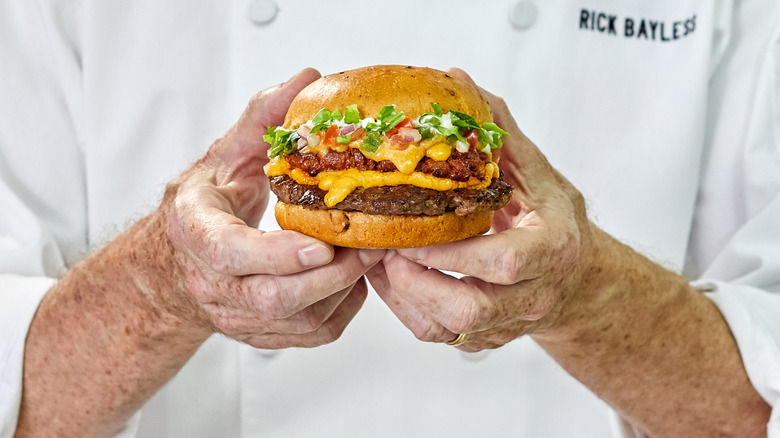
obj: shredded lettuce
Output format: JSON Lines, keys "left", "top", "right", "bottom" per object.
{"left": 344, "top": 104, "right": 360, "bottom": 124}
{"left": 361, "top": 132, "right": 382, "bottom": 153}
{"left": 264, "top": 126, "right": 300, "bottom": 158}
{"left": 263, "top": 102, "right": 508, "bottom": 158}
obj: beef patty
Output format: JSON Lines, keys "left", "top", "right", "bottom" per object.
{"left": 269, "top": 173, "right": 514, "bottom": 216}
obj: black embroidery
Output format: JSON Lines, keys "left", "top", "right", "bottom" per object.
{"left": 579, "top": 9, "right": 696, "bottom": 42}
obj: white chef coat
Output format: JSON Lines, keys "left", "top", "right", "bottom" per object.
{"left": 1, "top": 0, "right": 779, "bottom": 437}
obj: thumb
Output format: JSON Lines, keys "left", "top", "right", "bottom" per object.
{"left": 446, "top": 67, "right": 554, "bottom": 194}
{"left": 223, "top": 68, "right": 322, "bottom": 161}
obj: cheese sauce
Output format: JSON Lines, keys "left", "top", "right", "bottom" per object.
{"left": 265, "top": 158, "right": 499, "bottom": 207}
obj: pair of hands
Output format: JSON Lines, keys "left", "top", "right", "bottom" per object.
{"left": 163, "top": 68, "right": 593, "bottom": 351}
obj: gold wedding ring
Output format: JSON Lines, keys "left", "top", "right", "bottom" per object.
{"left": 446, "top": 333, "right": 470, "bottom": 347}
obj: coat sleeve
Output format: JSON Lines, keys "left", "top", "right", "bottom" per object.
{"left": 0, "top": 2, "right": 145, "bottom": 434}
{"left": 608, "top": 0, "right": 780, "bottom": 436}
{"left": 705, "top": 283, "right": 780, "bottom": 434}
{"left": 684, "top": 0, "right": 780, "bottom": 434}
{"left": 0, "top": 0, "right": 86, "bottom": 435}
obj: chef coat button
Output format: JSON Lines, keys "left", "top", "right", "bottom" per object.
{"left": 248, "top": 0, "right": 279, "bottom": 26}
{"left": 508, "top": 1, "right": 538, "bottom": 30}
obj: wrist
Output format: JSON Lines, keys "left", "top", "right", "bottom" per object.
{"left": 531, "top": 224, "right": 688, "bottom": 343}
{"left": 18, "top": 198, "right": 213, "bottom": 435}
{"left": 87, "top": 197, "right": 214, "bottom": 344}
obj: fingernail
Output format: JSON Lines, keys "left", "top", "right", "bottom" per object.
{"left": 298, "top": 244, "right": 332, "bottom": 267}
{"left": 398, "top": 247, "right": 427, "bottom": 262}
{"left": 382, "top": 249, "right": 397, "bottom": 263}
{"left": 359, "top": 249, "right": 384, "bottom": 266}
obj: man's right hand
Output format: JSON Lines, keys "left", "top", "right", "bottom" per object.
{"left": 163, "top": 68, "right": 384, "bottom": 349}
{"left": 161, "top": 70, "right": 382, "bottom": 348}
{"left": 15, "top": 69, "right": 384, "bottom": 437}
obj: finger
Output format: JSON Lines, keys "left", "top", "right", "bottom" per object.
{"left": 239, "top": 277, "right": 369, "bottom": 349}
{"left": 368, "top": 259, "right": 545, "bottom": 348}
{"left": 246, "top": 248, "right": 384, "bottom": 319}
{"left": 378, "top": 251, "right": 487, "bottom": 335}
{"left": 366, "top": 259, "right": 454, "bottom": 343}
{"left": 445, "top": 68, "right": 519, "bottom": 140}
{"left": 444, "top": 67, "right": 475, "bottom": 86}
{"left": 397, "top": 221, "right": 580, "bottom": 286}
{"left": 446, "top": 67, "right": 552, "bottom": 191}
{"left": 174, "top": 187, "right": 336, "bottom": 276}
{"left": 382, "top": 250, "right": 557, "bottom": 333}
{"left": 209, "top": 280, "right": 358, "bottom": 336}
{"left": 219, "top": 68, "right": 321, "bottom": 163}
{"left": 451, "top": 323, "right": 533, "bottom": 353}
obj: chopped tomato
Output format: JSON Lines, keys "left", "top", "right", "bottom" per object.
{"left": 388, "top": 134, "right": 411, "bottom": 150}
{"left": 398, "top": 116, "right": 414, "bottom": 129}
{"left": 465, "top": 129, "right": 479, "bottom": 151}
{"left": 351, "top": 127, "right": 366, "bottom": 141}
{"left": 386, "top": 116, "right": 414, "bottom": 137}
{"left": 322, "top": 124, "right": 340, "bottom": 148}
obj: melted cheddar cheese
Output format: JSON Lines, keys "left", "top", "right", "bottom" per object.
{"left": 424, "top": 142, "right": 453, "bottom": 161}
{"left": 265, "top": 158, "right": 499, "bottom": 207}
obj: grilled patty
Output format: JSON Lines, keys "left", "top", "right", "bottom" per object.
{"left": 269, "top": 173, "right": 513, "bottom": 216}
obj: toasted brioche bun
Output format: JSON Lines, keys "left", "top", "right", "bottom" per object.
{"left": 275, "top": 202, "right": 493, "bottom": 249}
{"left": 274, "top": 65, "right": 498, "bottom": 248}
{"left": 283, "top": 65, "right": 492, "bottom": 129}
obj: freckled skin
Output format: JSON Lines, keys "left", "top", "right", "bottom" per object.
{"left": 366, "top": 69, "right": 770, "bottom": 437}
{"left": 15, "top": 70, "right": 386, "bottom": 438}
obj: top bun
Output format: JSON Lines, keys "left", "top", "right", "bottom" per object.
{"left": 283, "top": 65, "right": 492, "bottom": 129}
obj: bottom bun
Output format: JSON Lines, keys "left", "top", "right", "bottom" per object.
{"left": 274, "top": 202, "right": 493, "bottom": 248}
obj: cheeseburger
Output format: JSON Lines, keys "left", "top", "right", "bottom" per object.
{"left": 263, "top": 65, "right": 513, "bottom": 248}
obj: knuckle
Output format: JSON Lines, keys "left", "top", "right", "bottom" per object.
{"left": 205, "top": 233, "right": 238, "bottom": 275}
{"left": 252, "top": 277, "right": 295, "bottom": 319}
{"left": 243, "top": 337, "right": 266, "bottom": 349}
{"left": 260, "top": 251, "right": 285, "bottom": 275}
{"left": 294, "top": 308, "right": 326, "bottom": 334}
{"left": 323, "top": 264, "right": 354, "bottom": 291}
{"left": 244, "top": 94, "right": 263, "bottom": 121}
{"left": 242, "top": 335, "right": 282, "bottom": 350}
{"left": 211, "top": 315, "right": 241, "bottom": 337}
{"left": 493, "top": 247, "right": 525, "bottom": 285}
{"left": 249, "top": 91, "right": 265, "bottom": 108}
{"left": 318, "top": 321, "right": 345, "bottom": 344}
{"left": 445, "top": 295, "right": 482, "bottom": 334}
{"left": 409, "top": 320, "right": 442, "bottom": 343}
{"left": 205, "top": 306, "right": 244, "bottom": 336}
{"left": 493, "top": 331, "right": 519, "bottom": 347}
{"left": 492, "top": 95, "right": 508, "bottom": 110}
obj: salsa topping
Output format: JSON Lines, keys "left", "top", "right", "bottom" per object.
{"left": 264, "top": 103, "right": 508, "bottom": 159}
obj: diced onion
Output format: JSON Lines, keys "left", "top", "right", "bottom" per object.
{"left": 296, "top": 125, "right": 311, "bottom": 138}
{"left": 455, "top": 140, "right": 469, "bottom": 153}
{"left": 307, "top": 133, "right": 321, "bottom": 148}
{"left": 340, "top": 124, "right": 356, "bottom": 135}
{"left": 399, "top": 127, "right": 421, "bottom": 143}
{"left": 296, "top": 137, "right": 308, "bottom": 149}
